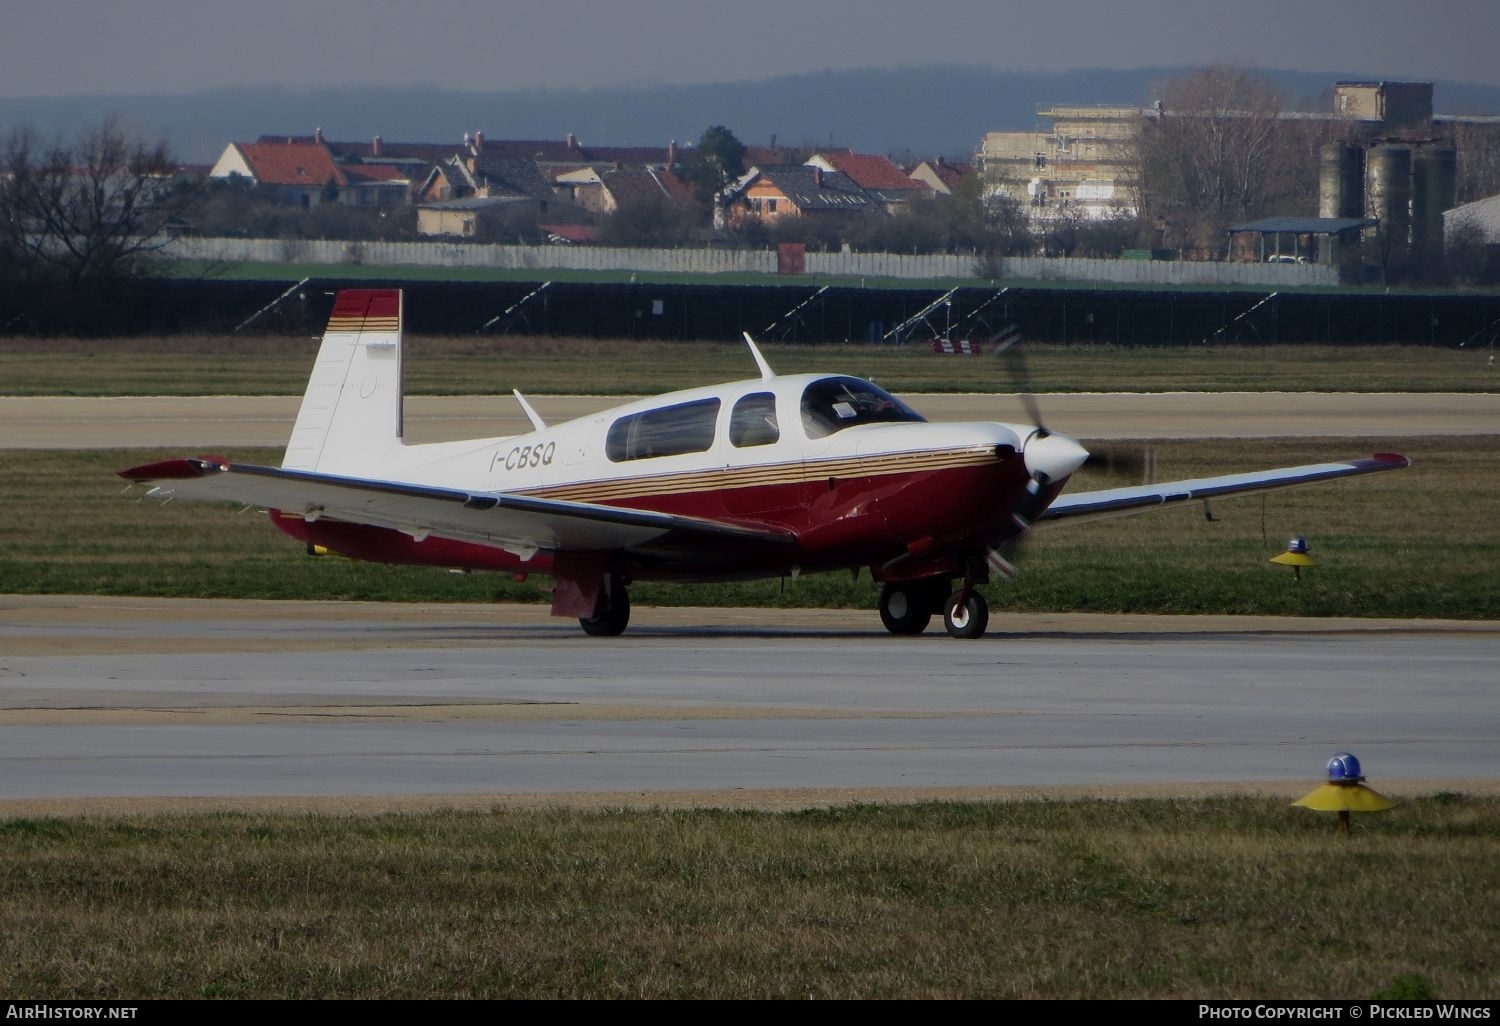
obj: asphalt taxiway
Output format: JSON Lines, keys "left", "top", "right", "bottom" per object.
{"left": 2, "top": 596, "right": 1496, "bottom": 812}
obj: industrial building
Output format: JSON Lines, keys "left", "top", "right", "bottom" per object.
{"left": 975, "top": 81, "right": 1488, "bottom": 278}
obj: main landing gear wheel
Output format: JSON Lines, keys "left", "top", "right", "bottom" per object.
{"left": 943, "top": 588, "right": 989, "bottom": 640}
{"left": 580, "top": 579, "right": 631, "bottom": 637}
{"left": 878, "top": 580, "right": 948, "bottom": 635}
{"left": 878, "top": 582, "right": 934, "bottom": 635}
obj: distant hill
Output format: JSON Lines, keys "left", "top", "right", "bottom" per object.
{"left": 5, "top": 66, "right": 1500, "bottom": 164}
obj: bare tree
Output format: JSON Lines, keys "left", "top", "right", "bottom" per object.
{"left": 1445, "top": 121, "right": 1500, "bottom": 204}
{"left": 1137, "top": 67, "right": 1302, "bottom": 255}
{"left": 981, "top": 190, "right": 1040, "bottom": 258}
{"left": 0, "top": 116, "right": 193, "bottom": 330}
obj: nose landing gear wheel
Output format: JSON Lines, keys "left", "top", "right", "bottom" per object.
{"left": 943, "top": 588, "right": 989, "bottom": 639}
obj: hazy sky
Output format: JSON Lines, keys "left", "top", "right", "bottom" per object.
{"left": 4, "top": 0, "right": 1497, "bottom": 98}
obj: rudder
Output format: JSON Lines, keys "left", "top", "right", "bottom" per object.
{"left": 282, "top": 289, "right": 404, "bottom": 473}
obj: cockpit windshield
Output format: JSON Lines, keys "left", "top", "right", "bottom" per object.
{"left": 799, "top": 376, "right": 925, "bottom": 439}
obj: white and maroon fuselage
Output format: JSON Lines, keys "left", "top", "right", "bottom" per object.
{"left": 270, "top": 372, "right": 1081, "bottom": 586}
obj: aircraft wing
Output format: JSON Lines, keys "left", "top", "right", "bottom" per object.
{"left": 1039, "top": 453, "right": 1410, "bottom": 527}
{"left": 119, "top": 457, "right": 796, "bottom": 562}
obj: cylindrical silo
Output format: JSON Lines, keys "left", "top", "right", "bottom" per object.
{"left": 1319, "top": 143, "right": 1364, "bottom": 220}
{"left": 1366, "top": 145, "right": 1412, "bottom": 270}
{"left": 1411, "top": 147, "right": 1457, "bottom": 266}
{"left": 1341, "top": 145, "right": 1365, "bottom": 219}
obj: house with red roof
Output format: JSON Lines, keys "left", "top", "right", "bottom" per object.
{"left": 209, "top": 138, "right": 346, "bottom": 208}
{"left": 806, "top": 151, "right": 927, "bottom": 212}
{"left": 209, "top": 134, "right": 409, "bottom": 207}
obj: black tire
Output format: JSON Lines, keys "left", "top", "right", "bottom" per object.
{"left": 878, "top": 581, "right": 935, "bottom": 635}
{"left": 943, "top": 588, "right": 989, "bottom": 640}
{"left": 579, "top": 578, "right": 630, "bottom": 637}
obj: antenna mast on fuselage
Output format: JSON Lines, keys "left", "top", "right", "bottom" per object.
{"left": 742, "top": 332, "right": 775, "bottom": 381}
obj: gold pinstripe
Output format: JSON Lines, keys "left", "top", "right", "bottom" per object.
{"left": 326, "top": 317, "right": 400, "bottom": 332}
{"left": 519, "top": 446, "right": 1002, "bottom": 505}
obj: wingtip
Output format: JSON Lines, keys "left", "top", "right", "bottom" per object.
{"left": 117, "top": 456, "right": 228, "bottom": 483}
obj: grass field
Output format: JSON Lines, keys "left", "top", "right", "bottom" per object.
{"left": 3, "top": 797, "right": 1495, "bottom": 999}
{"left": 4, "top": 436, "right": 1495, "bottom": 619}
{"left": 3, "top": 335, "right": 1496, "bottom": 396}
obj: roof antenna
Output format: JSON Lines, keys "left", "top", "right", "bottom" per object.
{"left": 513, "top": 389, "right": 547, "bottom": 431}
{"left": 742, "top": 331, "right": 775, "bottom": 380}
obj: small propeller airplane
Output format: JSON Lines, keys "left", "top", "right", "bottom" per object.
{"left": 121, "top": 288, "right": 1410, "bottom": 639}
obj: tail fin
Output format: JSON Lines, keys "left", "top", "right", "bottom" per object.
{"left": 282, "top": 289, "right": 404, "bottom": 473}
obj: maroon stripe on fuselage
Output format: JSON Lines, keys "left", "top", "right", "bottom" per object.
{"left": 269, "top": 459, "right": 1039, "bottom": 582}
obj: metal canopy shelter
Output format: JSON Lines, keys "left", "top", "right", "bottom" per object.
{"left": 1227, "top": 216, "right": 1377, "bottom": 265}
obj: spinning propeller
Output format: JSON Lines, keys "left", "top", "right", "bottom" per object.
{"left": 987, "top": 329, "right": 1089, "bottom": 578}
{"left": 994, "top": 326, "right": 1151, "bottom": 479}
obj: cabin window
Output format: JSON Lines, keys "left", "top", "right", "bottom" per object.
{"left": 730, "top": 392, "right": 780, "bottom": 448}
{"left": 800, "top": 377, "right": 924, "bottom": 439}
{"left": 606, "top": 398, "right": 721, "bottom": 462}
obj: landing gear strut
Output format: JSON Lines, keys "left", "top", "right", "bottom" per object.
{"left": 878, "top": 579, "right": 950, "bottom": 636}
{"left": 579, "top": 575, "right": 631, "bottom": 637}
{"left": 943, "top": 587, "right": 989, "bottom": 640}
